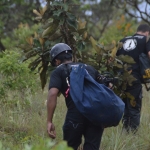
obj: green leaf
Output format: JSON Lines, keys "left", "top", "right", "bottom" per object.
{"left": 53, "top": 10, "right": 63, "bottom": 17}
{"left": 52, "top": 1, "right": 62, "bottom": 6}
{"left": 127, "top": 74, "right": 137, "bottom": 86}
{"left": 44, "top": 40, "right": 51, "bottom": 47}
{"left": 77, "top": 41, "right": 85, "bottom": 51}
{"left": 33, "top": 38, "right": 41, "bottom": 47}
{"left": 48, "top": 31, "right": 62, "bottom": 41}
{"left": 20, "top": 55, "right": 27, "bottom": 63}
{"left": 25, "top": 50, "right": 38, "bottom": 60}
{"left": 103, "top": 43, "right": 115, "bottom": 51}
{"left": 125, "top": 92, "right": 136, "bottom": 107}
{"left": 62, "top": 3, "right": 69, "bottom": 11}
{"left": 122, "top": 71, "right": 137, "bottom": 86}
{"left": 66, "top": 12, "right": 76, "bottom": 20}
{"left": 66, "top": 18, "right": 77, "bottom": 30}
{"left": 59, "top": 18, "right": 65, "bottom": 26}
{"left": 52, "top": 141, "right": 73, "bottom": 150}
{"left": 28, "top": 57, "right": 41, "bottom": 70}
{"left": 113, "top": 61, "right": 123, "bottom": 69}
{"left": 42, "top": 21, "right": 59, "bottom": 38}
{"left": 117, "top": 55, "right": 135, "bottom": 64}
{"left": 90, "top": 36, "right": 103, "bottom": 53}
{"left": 66, "top": 12, "right": 77, "bottom": 30}
{"left": 78, "top": 28, "right": 87, "bottom": 35}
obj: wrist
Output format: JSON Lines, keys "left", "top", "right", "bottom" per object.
{"left": 47, "top": 119, "right": 52, "bottom": 123}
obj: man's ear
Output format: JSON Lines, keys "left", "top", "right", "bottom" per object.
{"left": 145, "top": 31, "right": 150, "bottom": 37}
{"left": 55, "top": 59, "right": 61, "bottom": 66}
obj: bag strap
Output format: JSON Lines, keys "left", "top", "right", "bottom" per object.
{"left": 146, "top": 36, "right": 150, "bottom": 43}
{"left": 63, "top": 64, "right": 72, "bottom": 98}
{"left": 133, "top": 35, "right": 150, "bottom": 90}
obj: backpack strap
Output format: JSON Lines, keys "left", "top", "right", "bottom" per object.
{"left": 146, "top": 36, "right": 150, "bottom": 43}
{"left": 63, "top": 64, "right": 72, "bottom": 98}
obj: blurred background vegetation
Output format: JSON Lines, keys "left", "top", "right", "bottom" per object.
{"left": 0, "top": 0, "right": 150, "bottom": 149}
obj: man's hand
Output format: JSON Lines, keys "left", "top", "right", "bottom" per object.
{"left": 108, "top": 83, "right": 113, "bottom": 89}
{"left": 47, "top": 88, "right": 59, "bottom": 139}
{"left": 47, "top": 122, "right": 56, "bottom": 139}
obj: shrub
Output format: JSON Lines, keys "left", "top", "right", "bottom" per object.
{"left": 0, "top": 139, "right": 73, "bottom": 150}
{"left": 0, "top": 50, "right": 39, "bottom": 108}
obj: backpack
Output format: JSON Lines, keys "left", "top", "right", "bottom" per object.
{"left": 66, "top": 64, "right": 125, "bottom": 128}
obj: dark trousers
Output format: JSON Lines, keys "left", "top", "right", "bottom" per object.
{"left": 122, "top": 82, "right": 142, "bottom": 132}
{"left": 63, "top": 111, "right": 104, "bottom": 150}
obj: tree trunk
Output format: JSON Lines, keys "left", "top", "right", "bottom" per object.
{"left": 0, "top": 40, "right": 5, "bottom": 52}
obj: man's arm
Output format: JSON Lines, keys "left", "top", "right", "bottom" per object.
{"left": 47, "top": 87, "right": 59, "bottom": 139}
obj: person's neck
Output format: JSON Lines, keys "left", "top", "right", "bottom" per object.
{"left": 136, "top": 31, "right": 148, "bottom": 37}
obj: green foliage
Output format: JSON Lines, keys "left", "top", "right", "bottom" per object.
{"left": 23, "top": 139, "right": 73, "bottom": 150}
{"left": 2, "top": 24, "right": 40, "bottom": 50}
{"left": 100, "top": 16, "right": 136, "bottom": 44}
{"left": 21, "top": 0, "right": 89, "bottom": 89}
{"left": 0, "top": 139, "right": 73, "bottom": 150}
{"left": 0, "top": 50, "right": 37, "bottom": 91}
{"left": 0, "top": 90, "right": 150, "bottom": 149}
{"left": 0, "top": 0, "right": 41, "bottom": 38}
{"left": 0, "top": 1, "right": 150, "bottom": 150}
{"left": 16, "top": 0, "right": 138, "bottom": 103}
{"left": 0, "top": 50, "right": 39, "bottom": 108}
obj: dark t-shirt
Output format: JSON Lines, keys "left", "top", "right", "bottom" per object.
{"left": 49, "top": 62, "right": 100, "bottom": 112}
{"left": 116, "top": 33, "right": 150, "bottom": 79}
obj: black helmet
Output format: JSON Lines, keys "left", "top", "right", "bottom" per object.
{"left": 50, "top": 43, "right": 72, "bottom": 65}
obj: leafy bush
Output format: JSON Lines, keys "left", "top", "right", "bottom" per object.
{"left": 0, "top": 50, "right": 39, "bottom": 108}
{"left": 20, "top": 1, "right": 137, "bottom": 101}
{"left": 100, "top": 15, "right": 136, "bottom": 44}
{"left": 23, "top": 139, "right": 73, "bottom": 150}
{"left": 0, "top": 139, "right": 73, "bottom": 150}
{"left": 1, "top": 24, "right": 40, "bottom": 50}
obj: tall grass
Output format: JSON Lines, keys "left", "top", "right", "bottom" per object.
{"left": 0, "top": 85, "right": 150, "bottom": 150}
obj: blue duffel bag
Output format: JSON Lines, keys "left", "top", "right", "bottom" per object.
{"left": 69, "top": 64, "right": 125, "bottom": 128}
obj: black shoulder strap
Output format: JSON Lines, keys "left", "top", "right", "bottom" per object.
{"left": 63, "top": 63, "right": 72, "bottom": 76}
{"left": 146, "top": 36, "right": 150, "bottom": 43}
{"left": 63, "top": 64, "right": 72, "bottom": 98}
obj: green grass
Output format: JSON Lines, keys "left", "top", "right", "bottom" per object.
{"left": 0, "top": 85, "right": 150, "bottom": 150}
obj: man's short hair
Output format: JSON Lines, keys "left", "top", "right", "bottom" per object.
{"left": 55, "top": 51, "right": 72, "bottom": 63}
{"left": 137, "top": 24, "right": 150, "bottom": 33}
